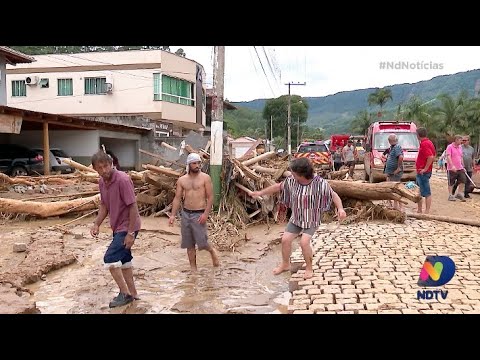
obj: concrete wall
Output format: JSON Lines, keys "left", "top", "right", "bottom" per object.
{"left": 7, "top": 130, "right": 100, "bottom": 164}
{"left": 99, "top": 130, "right": 141, "bottom": 170}
{"left": 0, "top": 55, "right": 6, "bottom": 105}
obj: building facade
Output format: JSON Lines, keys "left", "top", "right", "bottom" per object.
{"left": 6, "top": 50, "right": 207, "bottom": 135}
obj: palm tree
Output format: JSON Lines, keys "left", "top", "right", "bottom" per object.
{"left": 368, "top": 88, "right": 393, "bottom": 118}
{"left": 351, "top": 110, "right": 374, "bottom": 135}
{"left": 433, "top": 91, "right": 469, "bottom": 141}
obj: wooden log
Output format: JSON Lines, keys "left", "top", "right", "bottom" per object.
{"left": 232, "top": 159, "right": 261, "bottom": 181}
{"left": 241, "top": 151, "right": 276, "bottom": 166}
{"left": 62, "top": 159, "right": 97, "bottom": 173}
{"left": 0, "top": 195, "right": 100, "bottom": 217}
{"left": 327, "top": 180, "right": 421, "bottom": 203}
{"left": 327, "top": 169, "right": 349, "bottom": 180}
{"left": 136, "top": 193, "right": 158, "bottom": 205}
{"left": 22, "top": 190, "right": 99, "bottom": 202}
{"left": 161, "top": 142, "right": 177, "bottom": 151}
{"left": 407, "top": 213, "right": 480, "bottom": 227}
{"left": 142, "top": 164, "right": 182, "bottom": 178}
{"left": 0, "top": 173, "right": 35, "bottom": 186}
{"left": 143, "top": 172, "right": 175, "bottom": 190}
{"left": 252, "top": 165, "right": 277, "bottom": 175}
{"left": 273, "top": 164, "right": 290, "bottom": 181}
{"left": 129, "top": 170, "right": 147, "bottom": 181}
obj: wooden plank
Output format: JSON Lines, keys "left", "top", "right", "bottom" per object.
{"left": 0, "top": 114, "right": 22, "bottom": 134}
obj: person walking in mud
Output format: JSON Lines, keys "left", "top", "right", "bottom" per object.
{"left": 90, "top": 150, "right": 141, "bottom": 308}
{"left": 249, "top": 157, "right": 347, "bottom": 279}
{"left": 169, "top": 153, "right": 220, "bottom": 272}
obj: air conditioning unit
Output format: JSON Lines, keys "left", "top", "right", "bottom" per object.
{"left": 105, "top": 83, "right": 113, "bottom": 93}
{"left": 25, "top": 76, "right": 39, "bottom": 85}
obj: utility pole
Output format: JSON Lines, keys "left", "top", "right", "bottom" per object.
{"left": 211, "top": 46, "right": 225, "bottom": 210}
{"left": 270, "top": 115, "right": 273, "bottom": 151}
{"left": 297, "top": 115, "right": 300, "bottom": 148}
{"left": 286, "top": 82, "right": 306, "bottom": 158}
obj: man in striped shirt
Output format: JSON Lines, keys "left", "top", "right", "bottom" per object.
{"left": 250, "top": 157, "right": 346, "bottom": 279}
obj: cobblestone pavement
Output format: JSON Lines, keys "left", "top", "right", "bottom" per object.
{"left": 288, "top": 219, "right": 480, "bottom": 314}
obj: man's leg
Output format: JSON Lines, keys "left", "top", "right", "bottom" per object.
{"left": 205, "top": 245, "right": 220, "bottom": 267}
{"left": 181, "top": 212, "right": 197, "bottom": 272}
{"left": 416, "top": 175, "right": 423, "bottom": 213}
{"left": 417, "top": 198, "right": 423, "bottom": 213}
{"left": 425, "top": 195, "right": 432, "bottom": 214}
{"left": 349, "top": 163, "right": 355, "bottom": 178}
{"left": 121, "top": 265, "right": 138, "bottom": 299}
{"left": 273, "top": 231, "right": 298, "bottom": 275}
{"left": 187, "top": 248, "right": 197, "bottom": 272}
{"left": 299, "top": 233, "right": 314, "bottom": 279}
{"left": 109, "top": 266, "right": 130, "bottom": 295}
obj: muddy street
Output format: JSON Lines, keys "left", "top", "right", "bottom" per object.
{"left": 2, "top": 166, "right": 480, "bottom": 314}
{"left": 1, "top": 217, "right": 293, "bottom": 314}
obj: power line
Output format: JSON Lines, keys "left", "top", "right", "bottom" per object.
{"left": 262, "top": 46, "right": 281, "bottom": 89}
{"left": 253, "top": 46, "right": 276, "bottom": 97}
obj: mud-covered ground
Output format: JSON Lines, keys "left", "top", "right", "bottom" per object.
{"left": 1, "top": 166, "right": 480, "bottom": 314}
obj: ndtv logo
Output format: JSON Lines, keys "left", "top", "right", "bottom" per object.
{"left": 416, "top": 256, "right": 456, "bottom": 300}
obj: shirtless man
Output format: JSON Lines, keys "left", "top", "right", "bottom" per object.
{"left": 169, "top": 153, "right": 220, "bottom": 271}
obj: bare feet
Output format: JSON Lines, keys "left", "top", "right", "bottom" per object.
{"left": 190, "top": 266, "right": 198, "bottom": 273}
{"left": 304, "top": 269, "right": 313, "bottom": 279}
{"left": 211, "top": 250, "right": 220, "bottom": 267}
{"left": 273, "top": 264, "right": 290, "bottom": 275}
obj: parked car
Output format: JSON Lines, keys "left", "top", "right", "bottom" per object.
{"left": 0, "top": 144, "right": 44, "bottom": 177}
{"left": 32, "top": 147, "right": 74, "bottom": 174}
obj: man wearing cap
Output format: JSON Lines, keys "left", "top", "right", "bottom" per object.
{"left": 169, "top": 153, "right": 220, "bottom": 272}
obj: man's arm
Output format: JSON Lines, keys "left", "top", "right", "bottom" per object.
{"left": 91, "top": 202, "right": 108, "bottom": 237}
{"left": 169, "top": 179, "right": 183, "bottom": 225}
{"left": 249, "top": 182, "right": 282, "bottom": 198}
{"left": 395, "top": 155, "right": 404, "bottom": 174}
{"left": 198, "top": 175, "right": 213, "bottom": 225}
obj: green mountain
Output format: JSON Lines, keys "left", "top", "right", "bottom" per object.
{"left": 232, "top": 69, "right": 480, "bottom": 135}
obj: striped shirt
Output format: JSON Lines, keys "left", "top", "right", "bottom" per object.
{"left": 280, "top": 175, "right": 333, "bottom": 229}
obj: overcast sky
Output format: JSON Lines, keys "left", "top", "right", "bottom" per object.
{"left": 172, "top": 46, "right": 480, "bottom": 102}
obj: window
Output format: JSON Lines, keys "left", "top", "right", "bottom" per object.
{"left": 373, "top": 133, "right": 419, "bottom": 150}
{"left": 153, "top": 73, "right": 161, "bottom": 101}
{"left": 39, "top": 78, "right": 49, "bottom": 88}
{"left": 161, "top": 75, "right": 194, "bottom": 106}
{"left": 11, "top": 80, "right": 26, "bottom": 97}
{"left": 85, "top": 77, "right": 106, "bottom": 95}
{"left": 58, "top": 79, "right": 73, "bottom": 96}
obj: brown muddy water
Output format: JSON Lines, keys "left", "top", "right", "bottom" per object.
{"left": 15, "top": 219, "right": 293, "bottom": 314}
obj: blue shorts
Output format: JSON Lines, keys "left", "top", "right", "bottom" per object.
{"left": 416, "top": 172, "right": 432, "bottom": 197}
{"left": 104, "top": 231, "right": 138, "bottom": 267}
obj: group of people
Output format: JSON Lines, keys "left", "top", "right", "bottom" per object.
{"left": 88, "top": 148, "right": 347, "bottom": 308}
{"left": 437, "top": 135, "right": 475, "bottom": 200}
{"left": 380, "top": 128, "right": 477, "bottom": 214}
{"left": 88, "top": 127, "right": 476, "bottom": 309}
{"left": 333, "top": 139, "right": 358, "bottom": 178}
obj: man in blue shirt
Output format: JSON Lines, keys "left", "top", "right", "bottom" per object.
{"left": 382, "top": 134, "right": 404, "bottom": 211}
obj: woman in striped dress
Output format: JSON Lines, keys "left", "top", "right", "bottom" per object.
{"left": 250, "top": 157, "right": 346, "bottom": 279}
